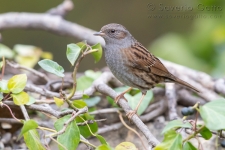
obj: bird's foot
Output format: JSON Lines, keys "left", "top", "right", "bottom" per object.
{"left": 115, "top": 94, "right": 127, "bottom": 103}
{"left": 126, "top": 110, "right": 137, "bottom": 120}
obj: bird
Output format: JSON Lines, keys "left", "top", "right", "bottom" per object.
{"left": 94, "top": 23, "right": 199, "bottom": 119}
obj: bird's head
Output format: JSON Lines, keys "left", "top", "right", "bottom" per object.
{"left": 94, "top": 23, "right": 133, "bottom": 45}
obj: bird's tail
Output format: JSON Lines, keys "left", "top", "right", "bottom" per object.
{"left": 172, "top": 77, "right": 200, "bottom": 93}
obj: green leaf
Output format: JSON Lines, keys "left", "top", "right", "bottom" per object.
{"left": 96, "top": 144, "right": 113, "bottom": 150}
{"left": 76, "top": 113, "right": 98, "bottom": 138}
{"left": 0, "top": 44, "right": 14, "bottom": 59}
{"left": 66, "top": 44, "right": 81, "bottom": 66}
{"left": 54, "top": 115, "right": 80, "bottom": 150}
{"left": 0, "top": 80, "right": 10, "bottom": 93}
{"left": 199, "top": 126, "right": 212, "bottom": 140}
{"left": 38, "top": 59, "right": 64, "bottom": 77}
{"left": 11, "top": 91, "right": 29, "bottom": 105}
{"left": 126, "top": 90, "right": 153, "bottom": 115}
{"left": 76, "top": 41, "right": 87, "bottom": 51}
{"left": 73, "top": 100, "right": 87, "bottom": 108}
{"left": 77, "top": 76, "right": 94, "bottom": 91}
{"left": 26, "top": 96, "right": 36, "bottom": 105}
{"left": 7, "top": 74, "right": 27, "bottom": 94}
{"left": 84, "top": 96, "right": 101, "bottom": 107}
{"left": 84, "top": 70, "right": 101, "bottom": 80}
{"left": 155, "top": 130, "right": 182, "bottom": 150}
{"left": 91, "top": 43, "right": 102, "bottom": 63}
{"left": 82, "top": 94, "right": 90, "bottom": 99}
{"left": 96, "top": 134, "right": 108, "bottom": 145}
{"left": 115, "top": 142, "right": 137, "bottom": 150}
{"left": 54, "top": 97, "right": 64, "bottom": 107}
{"left": 14, "top": 44, "right": 43, "bottom": 68}
{"left": 19, "top": 120, "right": 38, "bottom": 139}
{"left": 183, "top": 142, "right": 197, "bottom": 150}
{"left": 199, "top": 99, "right": 225, "bottom": 130}
{"left": 23, "top": 129, "right": 45, "bottom": 150}
{"left": 162, "top": 120, "right": 192, "bottom": 134}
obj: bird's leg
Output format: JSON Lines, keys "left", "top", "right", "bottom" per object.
{"left": 127, "top": 92, "right": 146, "bottom": 120}
{"left": 115, "top": 87, "right": 132, "bottom": 103}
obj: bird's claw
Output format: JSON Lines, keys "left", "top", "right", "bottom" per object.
{"left": 126, "top": 110, "right": 137, "bottom": 120}
{"left": 115, "top": 94, "right": 128, "bottom": 103}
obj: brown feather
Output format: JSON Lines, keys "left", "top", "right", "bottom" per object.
{"left": 122, "top": 42, "right": 200, "bottom": 92}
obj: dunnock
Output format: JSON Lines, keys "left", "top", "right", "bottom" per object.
{"left": 94, "top": 23, "right": 199, "bottom": 119}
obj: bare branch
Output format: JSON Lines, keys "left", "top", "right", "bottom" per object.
{"left": 3, "top": 101, "right": 73, "bottom": 118}
{"left": 178, "top": 89, "right": 206, "bottom": 106}
{"left": 7, "top": 60, "right": 49, "bottom": 82}
{"left": 98, "top": 122, "right": 123, "bottom": 134}
{"left": 89, "top": 108, "right": 121, "bottom": 115}
{"left": 0, "top": 118, "right": 53, "bottom": 128}
{"left": 46, "top": 107, "right": 88, "bottom": 138}
{"left": 20, "top": 105, "right": 30, "bottom": 121}
{"left": 162, "top": 60, "right": 221, "bottom": 101}
{"left": 165, "top": 83, "right": 179, "bottom": 120}
{"left": 25, "top": 83, "right": 60, "bottom": 98}
{"left": 0, "top": 13, "right": 104, "bottom": 45}
{"left": 214, "top": 78, "right": 225, "bottom": 96}
{"left": 140, "top": 100, "right": 167, "bottom": 122}
{"left": 77, "top": 119, "right": 107, "bottom": 126}
{"left": 46, "top": 0, "right": 74, "bottom": 17}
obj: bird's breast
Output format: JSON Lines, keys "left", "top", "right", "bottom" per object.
{"left": 104, "top": 46, "right": 150, "bottom": 90}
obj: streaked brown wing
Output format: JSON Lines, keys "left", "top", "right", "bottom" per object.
{"left": 122, "top": 42, "right": 175, "bottom": 79}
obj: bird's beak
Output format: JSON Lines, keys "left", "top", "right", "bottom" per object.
{"left": 93, "top": 31, "right": 105, "bottom": 36}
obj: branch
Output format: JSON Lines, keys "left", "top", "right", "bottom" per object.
{"left": 98, "top": 122, "right": 123, "bottom": 134}
{"left": 177, "top": 89, "right": 206, "bottom": 106}
{"left": 7, "top": 60, "right": 49, "bottom": 82}
{"left": 165, "top": 83, "right": 179, "bottom": 120}
{"left": 46, "top": 0, "right": 74, "bottom": 17}
{"left": 0, "top": 12, "right": 104, "bottom": 45}
{"left": 140, "top": 99, "right": 167, "bottom": 122}
{"left": 20, "top": 105, "right": 30, "bottom": 121}
{"left": 0, "top": 118, "right": 53, "bottom": 128}
{"left": 91, "top": 72, "right": 160, "bottom": 147}
{"left": 3, "top": 101, "right": 73, "bottom": 118}
{"left": 46, "top": 107, "right": 88, "bottom": 138}
{"left": 162, "top": 60, "right": 221, "bottom": 101}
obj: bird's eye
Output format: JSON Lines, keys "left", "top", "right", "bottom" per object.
{"left": 110, "top": 29, "right": 115, "bottom": 33}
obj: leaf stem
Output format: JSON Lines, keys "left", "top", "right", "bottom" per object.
{"left": 66, "top": 45, "right": 95, "bottom": 110}
{"left": 67, "top": 50, "right": 86, "bottom": 100}
{"left": 1, "top": 103, "right": 22, "bottom": 123}
{"left": 183, "top": 125, "right": 205, "bottom": 143}
{"left": 118, "top": 111, "right": 147, "bottom": 150}
{"left": 80, "top": 139, "right": 97, "bottom": 148}
{"left": 0, "top": 56, "right": 5, "bottom": 80}
{"left": 38, "top": 126, "right": 57, "bottom": 133}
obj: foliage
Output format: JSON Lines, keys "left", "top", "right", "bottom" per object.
{"left": 0, "top": 42, "right": 105, "bottom": 150}
{"left": 1, "top": 40, "right": 225, "bottom": 150}
{"left": 155, "top": 99, "right": 225, "bottom": 150}
{"left": 0, "top": 43, "right": 52, "bottom": 68}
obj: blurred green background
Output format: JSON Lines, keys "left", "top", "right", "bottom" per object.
{"left": 0, "top": 0, "right": 225, "bottom": 77}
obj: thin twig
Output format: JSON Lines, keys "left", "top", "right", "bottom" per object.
{"left": 118, "top": 112, "right": 147, "bottom": 150}
{"left": 7, "top": 60, "right": 49, "bottom": 82}
{"left": 89, "top": 108, "right": 121, "bottom": 115}
{"left": 46, "top": 107, "right": 88, "bottom": 138}
{"left": 77, "top": 119, "right": 106, "bottom": 126}
{"left": 46, "top": 0, "right": 74, "bottom": 17}
{"left": 0, "top": 56, "right": 5, "bottom": 80}
{"left": 1, "top": 103, "right": 21, "bottom": 122}
{"left": 20, "top": 105, "right": 30, "bottom": 121}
